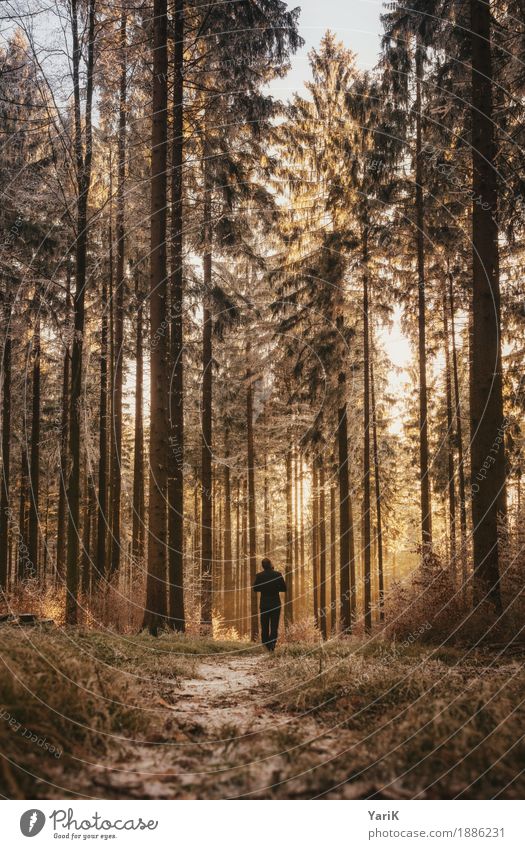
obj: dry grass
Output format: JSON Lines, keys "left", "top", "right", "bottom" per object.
{"left": 0, "top": 628, "right": 148, "bottom": 797}
{"left": 281, "top": 616, "right": 322, "bottom": 644}
{"left": 1, "top": 623, "right": 523, "bottom": 799}
{"left": 380, "top": 541, "right": 525, "bottom": 648}
{"left": 267, "top": 641, "right": 525, "bottom": 798}
{"left": 0, "top": 578, "right": 66, "bottom": 625}
{"left": 0, "top": 627, "right": 245, "bottom": 798}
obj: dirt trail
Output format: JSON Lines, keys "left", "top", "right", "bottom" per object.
{"left": 72, "top": 653, "right": 411, "bottom": 800}
{"left": 174, "top": 655, "right": 267, "bottom": 732}
{"left": 86, "top": 652, "right": 330, "bottom": 800}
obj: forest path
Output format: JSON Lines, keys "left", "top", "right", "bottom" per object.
{"left": 87, "top": 650, "right": 344, "bottom": 800}
{"left": 173, "top": 654, "right": 269, "bottom": 731}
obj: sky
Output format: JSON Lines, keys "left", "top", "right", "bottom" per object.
{"left": 273, "top": 0, "right": 385, "bottom": 99}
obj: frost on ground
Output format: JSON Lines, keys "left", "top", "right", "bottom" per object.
{"left": 0, "top": 630, "right": 523, "bottom": 800}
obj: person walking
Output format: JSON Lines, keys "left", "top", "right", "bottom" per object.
{"left": 253, "top": 557, "right": 287, "bottom": 651}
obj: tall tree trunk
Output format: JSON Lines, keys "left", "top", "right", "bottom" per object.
{"left": 338, "top": 393, "right": 354, "bottom": 631}
{"left": 415, "top": 42, "right": 432, "bottom": 555}
{"left": 285, "top": 448, "right": 293, "bottom": 626}
{"left": 247, "top": 372, "right": 258, "bottom": 638}
{"left": 109, "top": 9, "right": 127, "bottom": 580}
{"left": 469, "top": 0, "right": 505, "bottom": 611}
{"left": 263, "top": 455, "right": 270, "bottom": 556}
{"left": 81, "top": 464, "right": 94, "bottom": 597}
{"left": 449, "top": 275, "right": 468, "bottom": 600}
{"left": 28, "top": 312, "right": 41, "bottom": 579}
{"left": 200, "top": 322, "right": 213, "bottom": 634}
{"left": 242, "top": 477, "right": 248, "bottom": 636}
{"left": 0, "top": 303, "right": 11, "bottom": 590}
{"left": 132, "top": 285, "right": 145, "bottom": 566}
{"left": 223, "top": 430, "right": 234, "bottom": 627}
{"left": 18, "top": 446, "right": 29, "bottom": 581}
{"left": 300, "top": 453, "right": 305, "bottom": 614}
{"left": 56, "top": 269, "right": 71, "bottom": 584}
{"left": 293, "top": 445, "right": 299, "bottom": 601}
{"left": 42, "top": 480, "right": 50, "bottom": 587}
{"left": 143, "top": 0, "right": 169, "bottom": 633}
{"left": 168, "top": 0, "right": 185, "bottom": 630}
{"left": 234, "top": 477, "right": 240, "bottom": 632}
{"left": 108, "top": 195, "right": 115, "bottom": 526}
{"left": 8, "top": 529, "right": 12, "bottom": 589}
{"left": 192, "top": 484, "right": 199, "bottom": 617}
{"left": 200, "top": 165, "right": 213, "bottom": 634}
{"left": 443, "top": 285, "right": 457, "bottom": 574}
{"left": 362, "top": 229, "right": 372, "bottom": 632}
{"left": 312, "top": 457, "right": 319, "bottom": 627}
{"left": 66, "top": 0, "right": 96, "bottom": 624}
{"left": 96, "top": 271, "right": 109, "bottom": 584}
{"left": 212, "top": 477, "right": 221, "bottom": 606}
{"left": 330, "top": 477, "right": 337, "bottom": 633}
{"left": 318, "top": 456, "right": 327, "bottom": 639}
{"left": 370, "top": 337, "right": 384, "bottom": 620}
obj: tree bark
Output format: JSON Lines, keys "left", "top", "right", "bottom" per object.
{"left": 65, "top": 0, "right": 96, "bottom": 624}
{"left": 263, "top": 455, "right": 270, "bottom": 556}
{"left": 449, "top": 275, "right": 468, "bottom": 600}
{"left": 443, "top": 285, "right": 457, "bottom": 574}
{"left": 338, "top": 390, "right": 355, "bottom": 631}
{"left": 330, "top": 477, "right": 337, "bottom": 633}
{"left": 312, "top": 457, "right": 319, "bottom": 627}
{"left": 241, "top": 476, "right": 248, "bottom": 636}
{"left": 42, "top": 479, "right": 50, "bottom": 587}
{"left": 18, "top": 445, "right": 29, "bottom": 581}
{"left": 362, "top": 229, "right": 372, "bottom": 632}
{"left": 247, "top": 372, "right": 258, "bottom": 638}
{"left": 293, "top": 445, "right": 299, "bottom": 603}
{"left": 81, "top": 464, "right": 95, "bottom": 597}
{"left": 0, "top": 302, "right": 11, "bottom": 590}
{"left": 318, "top": 456, "right": 327, "bottom": 639}
{"left": 370, "top": 337, "right": 384, "bottom": 620}
{"left": 168, "top": 0, "right": 185, "bottom": 630}
{"left": 109, "top": 9, "right": 127, "bottom": 580}
{"left": 132, "top": 281, "right": 145, "bottom": 566}
{"left": 108, "top": 195, "right": 115, "bottom": 526}
{"left": 285, "top": 448, "right": 293, "bottom": 626}
{"left": 223, "top": 430, "right": 234, "bottom": 627}
{"left": 200, "top": 190, "right": 213, "bottom": 634}
{"left": 143, "top": 0, "right": 169, "bottom": 634}
{"left": 56, "top": 270, "right": 71, "bottom": 584}
{"left": 469, "top": 0, "right": 505, "bottom": 611}
{"left": 212, "top": 476, "right": 221, "bottom": 604}
{"left": 96, "top": 270, "right": 109, "bottom": 584}
{"left": 300, "top": 452, "right": 305, "bottom": 614}
{"left": 28, "top": 312, "right": 41, "bottom": 579}
{"left": 234, "top": 476, "right": 240, "bottom": 631}
{"left": 415, "top": 41, "right": 432, "bottom": 555}
{"left": 192, "top": 483, "right": 199, "bottom": 617}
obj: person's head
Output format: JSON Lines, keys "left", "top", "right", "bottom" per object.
{"left": 261, "top": 557, "right": 273, "bottom": 572}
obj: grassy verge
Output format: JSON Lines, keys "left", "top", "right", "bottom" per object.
{"left": 0, "top": 627, "right": 241, "bottom": 798}
{"left": 265, "top": 641, "right": 525, "bottom": 798}
{"left": 1, "top": 630, "right": 522, "bottom": 799}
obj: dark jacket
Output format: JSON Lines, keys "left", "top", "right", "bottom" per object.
{"left": 253, "top": 569, "right": 287, "bottom": 611}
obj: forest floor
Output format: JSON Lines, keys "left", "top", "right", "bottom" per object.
{"left": 1, "top": 628, "right": 524, "bottom": 799}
